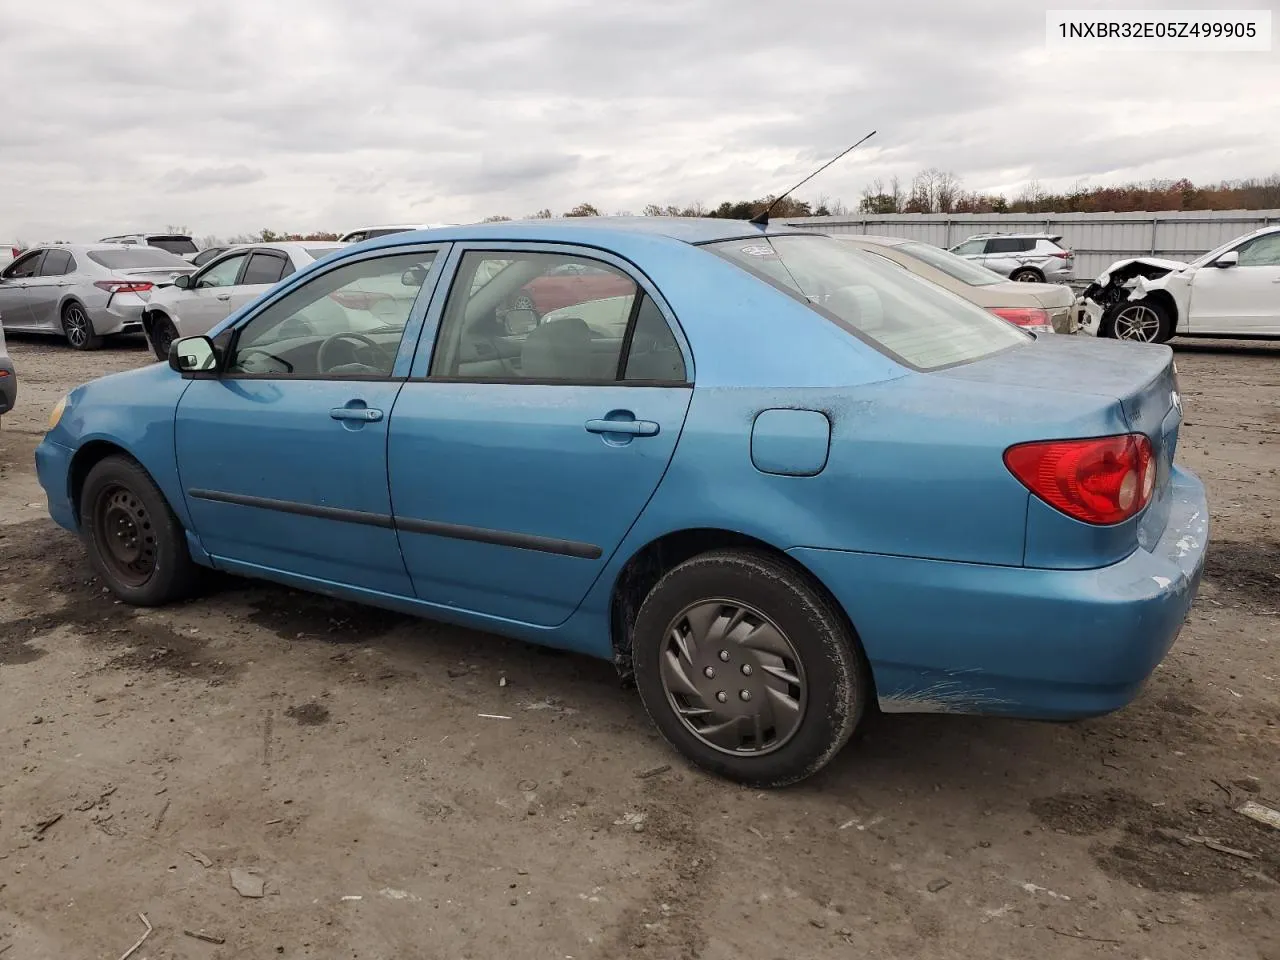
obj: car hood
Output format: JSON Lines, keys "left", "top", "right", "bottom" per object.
{"left": 1093, "top": 256, "right": 1189, "bottom": 286}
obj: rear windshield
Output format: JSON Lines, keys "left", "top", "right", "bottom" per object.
{"left": 88, "top": 249, "right": 191, "bottom": 269}
{"left": 708, "top": 234, "right": 1029, "bottom": 371}
{"left": 305, "top": 247, "right": 341, "bottom": 261}
{"left": 896, "top": 241, "right": 1005, "bottom": 286}
{"left": 148, "top": 236, "right": 198, "bottom": 255}
{"left": 363, "top": 228, "right": 413, "bottom": 240}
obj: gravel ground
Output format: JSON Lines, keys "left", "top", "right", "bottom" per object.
{"left": 1, "top": 332, "right": 1277, "bottom": 960}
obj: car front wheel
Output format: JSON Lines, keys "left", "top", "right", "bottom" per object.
{"left": 148, "top": 314, "right": 179, "bottom": 361}
{"left": 632, "top": 549, "right": 868, "bottom": 787}
{"left": 81, "top": 455, "right": 200, "bottom": 605}
{"left": 1105, "top": 298, "right": 1173, "bottom": 343}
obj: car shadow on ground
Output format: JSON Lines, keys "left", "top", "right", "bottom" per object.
{"left": 1, "top": 330, "right": 150, "bottom": 353}
{"left": 1171, "top": 337, "right": 1280, "bottom": 358}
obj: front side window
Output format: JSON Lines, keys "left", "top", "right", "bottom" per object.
{"left": 38, "top": 250, "right": 74, "bottom": 276}
{"left": 708, "top": 234, "right": 1028, "bottom": 371}
{"left": 1236, "top": 232, "right": 1280, "bottom": 267}
{"left": 196, "top": 254, "right": 247, "bottom": 288}
{"left": 4, "top": 251, "right": 44, "bottom": 279}
{"left": 227, "top": 251, "right": 437, "bottom": 378}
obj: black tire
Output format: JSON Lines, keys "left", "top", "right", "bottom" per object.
{"left": 62, "top": 302, "right": 102, "bottom": 350}
{"left": 632, "top": 549, "right": 868, "bottom": 787}
{"left": 1010, "top": 268, "right": 1043, "bottom": 283}
{"left": 80, "top": 455, "right": 200, "bottom": 606}
{"left": 1102, "top": 297, "right": 1173, "bottom": 344}
{"left": 148, "top": 314, "right": 178, "bottom": 361}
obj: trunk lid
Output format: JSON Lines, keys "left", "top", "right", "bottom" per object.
{"left": 937, "top": 336, "right": 1181, "bottom": 562}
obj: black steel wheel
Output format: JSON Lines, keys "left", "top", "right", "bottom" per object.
{"left": 632, "top": 549, "right": 869, "bottom": 787}
{"left": 81, "top": 455, "right": 200, "bottom": 605}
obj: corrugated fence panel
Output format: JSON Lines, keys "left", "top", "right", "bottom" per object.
{"left": 782, "top": 210, "right": 1280, "bottom": 284}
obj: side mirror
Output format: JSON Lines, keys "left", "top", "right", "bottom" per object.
{"left": 1215, "top": 251, "right": 1239, "bottom": 268}
{"left": 401, "top": 265, "right": 428, "bottom": 287}
{"left": 168, "top": 335, "right": 219, "bottom": 374}
{"left": 173, "top": 273, "right": 192, "bottom": 289}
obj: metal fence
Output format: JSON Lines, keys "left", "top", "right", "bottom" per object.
{"left": 780, "top": 210, "right": 1280, "bottom": 285}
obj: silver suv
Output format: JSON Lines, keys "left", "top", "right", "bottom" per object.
{"left": 948, "top": 233, "right": 1075, "bottom": 284}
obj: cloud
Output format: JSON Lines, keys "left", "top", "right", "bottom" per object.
{"left": 1, "top": 0, "right": 1276, "bottom": 240}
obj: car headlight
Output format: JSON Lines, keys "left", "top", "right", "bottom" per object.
{"left": 48, "top": 394, "right": 68, "bottom": 431}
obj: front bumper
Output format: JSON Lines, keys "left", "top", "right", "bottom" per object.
{"left": 789, "top": 466, "right": 1208, "bottom": 719}
{"left": 34, "top": 436, "right": 78, "bottom": 532}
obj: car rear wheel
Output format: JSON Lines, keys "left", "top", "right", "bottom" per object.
{"left": 62, "top": 302, "right": 102, "bottom": 350}
{"left": 1010, "top": 268, "right": 1043, "bottom": 283}
{"left": 81, "top": 455, "right": 200, "bottom": 605}
{"left": 1105, "top": 299, "right": 1172, "bottom": 343}
{"left": 632, "top": 549, "right": 868, "bottom": 787}
{"left": 149, "top": 314, "right": 178, "bottom": 361}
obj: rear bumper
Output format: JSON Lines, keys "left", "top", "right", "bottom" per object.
{"left": 35, "top": 437, "right": 78, "bottom": 532}
{"left": 789, "top": 466, "right": 1208, "bottom": 720}
{"left": 89, "top": 297, "right": 146, "bottom": 337}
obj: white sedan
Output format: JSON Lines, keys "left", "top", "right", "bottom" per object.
{"left": 1081, "top": 225, "right": 1280, "bottom": 342}
{"left": 140, "top": 242, "right": 344, "bottom": 358}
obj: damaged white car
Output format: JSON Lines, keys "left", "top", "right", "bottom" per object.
{"left": 1081, "top": 225, "right": 1280, "bottom": 342}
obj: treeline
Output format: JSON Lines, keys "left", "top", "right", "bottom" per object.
{"left": 858, "top": 171, "right": 1280, "bottom": 215}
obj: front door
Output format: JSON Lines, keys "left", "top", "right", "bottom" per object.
{"left": 25, "top": 248, "right": 76, "bottom": 330}
{"left": 175, "top": 247, "right": 444, "bottom": 594}
{"left": 0, "top": 250, "right": 44, "bottom": 329}
{"left": 178, "top": 251, "right": 250, "bottom": 335}
{"left": 388, "top": 246, "right": 693, "bottom": 627}
{"left": 1189, "top": 232, "right": 1280, "bottom": 335}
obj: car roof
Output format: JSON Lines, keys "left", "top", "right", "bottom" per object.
{"left": 355, "top": 216, "right": 811, "bottom": 250}
{"left": 835, "top": 234, "right": 910, "bottom": 247}
{"left": 244, "top": 241, "right": 346, "bottom": 253}
{"left": 964, "top": 232, "right": 1061, "bottom": 240}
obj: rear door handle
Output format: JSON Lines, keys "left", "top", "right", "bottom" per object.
{"left": 330, "top": 406, "right": 383, "bottom": 422}
{"left": 586, "top": 418, "right": 659, "bottom": 436}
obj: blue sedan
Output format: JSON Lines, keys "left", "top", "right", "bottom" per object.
{"left": 35, "top": 218, "right": 1208, "bottom": 786}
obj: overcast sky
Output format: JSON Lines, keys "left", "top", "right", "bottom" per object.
{"left": 2, "top": 0, "right": 1277, "bottom": 241}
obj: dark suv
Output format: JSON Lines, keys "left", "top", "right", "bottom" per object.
{"left": 949, "top": 233, "right": 1075, "bottom": 284}
{"left": 0, "top": 322, "right": 15, "bottom": 421}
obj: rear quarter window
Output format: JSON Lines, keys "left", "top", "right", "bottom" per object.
{"left": 708, "top": 234, "right": 1029, "bottom": 371}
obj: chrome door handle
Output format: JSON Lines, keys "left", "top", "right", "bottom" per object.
{"left": 586, "top": 418, "right": 659, "bottom": 436}
{"left": 330, "top": 406, "right": 383, "bottom": 422}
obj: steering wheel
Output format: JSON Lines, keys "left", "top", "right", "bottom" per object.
{"left": 316, "top": 332, "right": 392, "bottom": 374}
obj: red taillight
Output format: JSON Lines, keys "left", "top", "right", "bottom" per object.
{"left": 1050, "top": 250, "right": 1072, "bottom": 259}
{"left": 1004, "top": 434, "right": 1155, "bottom": 526}
{"left": 989, "top": 307, "right": 1053, "bottom": 332}
{"left": 94, "top": 280, "right": 153, "bottom": 294}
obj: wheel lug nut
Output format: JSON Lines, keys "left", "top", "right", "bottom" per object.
{"left": 718, "top": 650, "right": 730, "bottom": 662}
{"left": 715, "top": 691, "right": 728, "bottom": 703}
{"left": 739, "top": 690, "right": 751, "bottom": 702}
{"left": 703, "top": 666, "right": 715, "bottom": 679}
{"left": 741, "top": 664, "right": 753, "bottom": 676}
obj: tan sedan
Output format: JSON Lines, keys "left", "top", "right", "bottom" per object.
{"left": 835, "top": 234, "right": 1078, "bottom": 334}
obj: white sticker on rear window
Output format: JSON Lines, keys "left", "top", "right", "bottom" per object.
{"left": 739, "top": 244, "right": 776, "bottom": 257}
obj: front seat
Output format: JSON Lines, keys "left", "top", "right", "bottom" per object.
{"left": 520, "top": 316, "right": 593, "bottom": 380}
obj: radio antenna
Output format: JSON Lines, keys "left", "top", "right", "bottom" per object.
{"left": 749, "top": 130, "right": 877, "bottom": 226}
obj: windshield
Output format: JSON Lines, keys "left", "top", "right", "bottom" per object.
{"left": 708, "top": 234, "right": 1029, "bottom": 371}
{"left": 895, "top": 241, "right": 1005, "bottom": 286}
{"left": 148, "top": 236, "right": 198, "bottom": 255}
{"left": 88, "top": 249, "right": 191, "bottom": 269}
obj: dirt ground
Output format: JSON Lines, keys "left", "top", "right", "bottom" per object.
{"left": 1, "top": 332, "right": 1277, "bottom": 960}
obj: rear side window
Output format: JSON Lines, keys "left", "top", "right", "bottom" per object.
{"left": 89, "top": 249, "right": 191, "bottom": 269}
{"left": 241, "top": 252, "right": 288, "bottom": 285}
{"left": 149, "top": 236, "right": 198, "bottom": 256}
{"left": 38, "top": 250, "right": 74, "bottom": 276}
{"left": 708, "top": 235, "right": 1028, "bottom": 371}
{"left": 985, "top": 237, "right": 1031, "bottom": 254}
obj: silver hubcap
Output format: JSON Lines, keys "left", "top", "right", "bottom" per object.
{"left": 65, "top": 307, "right": 89, "bottom": 346}
{"left": 1113, "top": 304, "right": 1161, "bottom": 342}
{"left": 659, "top": 599, "right": 806, "bottom": 756}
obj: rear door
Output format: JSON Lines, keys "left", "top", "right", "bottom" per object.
{"left": 1189, "top": 232, "right": 1280, "bottom": 335}
{"left": 388, "top": 244, "right": 694, "bottom": 627}
{"left": 0, "top": 250, "right": 44, "bottom": 329}
{"left": 25, "top": 248, "right": 76, "bottom": 330}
